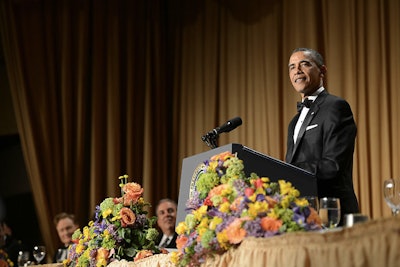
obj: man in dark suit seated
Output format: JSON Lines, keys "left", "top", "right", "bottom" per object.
{"left": 52, "top": 212, "right": 79, "bottom": 263}
{"left": 155, "top": 199, "right": 178, "bottom": 249}
{"left": 285, "top": 47, "right": 359, "bottom": 224}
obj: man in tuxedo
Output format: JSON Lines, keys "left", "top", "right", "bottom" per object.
{"left": 53, "top": 212, "right": 79, "bottom": 263}
{"left": 155, "top": 199, "right": 178, "bottom": 249}
{"left": 285, "top": 48, "right": 359, "bottom": 222}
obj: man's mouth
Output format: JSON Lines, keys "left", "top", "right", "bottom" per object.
{"left": 295, "top": 77, "right": 306, "bottom": 83}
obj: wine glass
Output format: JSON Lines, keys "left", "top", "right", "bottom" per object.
{"left": 32, "top": 245, "right": 46, "bottom": 264}
{"left": 383, "top": 178, "right": 400, "bottom": 216}
{"left": 17, "top": 251, "right": 30, "bottom": 267}
{"left": 304, "top": 196, "right": 319, "bottom": 212}
{"left": 319, "top": 197, "right": 341, "bottom": 228}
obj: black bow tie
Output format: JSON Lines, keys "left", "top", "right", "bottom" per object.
{"left": 297, "top": 99, "right": 313, "bottom": 112}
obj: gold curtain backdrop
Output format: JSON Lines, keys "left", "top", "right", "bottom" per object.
{"left": 0, "top": 0, "right": 399, "bottom": 260}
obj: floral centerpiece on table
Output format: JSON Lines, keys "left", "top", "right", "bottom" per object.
{"left": 170, "top": 152, "right": 322, "bottom": 267}
{"left": 65, "top": 175, "right": 166, "bottom": 267}
{"left": 0, "top": 249, "right": 13, "bottom": 267}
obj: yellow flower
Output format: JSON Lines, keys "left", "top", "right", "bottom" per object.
{"left": 219, "top": 202, "right": 230, "bottom": 213}
{"left": 169, "top": 251, "right": 180, "bottom": 264}
{"left": 221, "top": 186, "right": 233, "bottom": 196}
{"left": 103, "top": 229, "right": 110, "bottom": 238}
{"left": 198, "top": 227, "right": 207, "bottom": 238}
{"left": 193, "top": 205, "right": 208, "bottom": 221}
{"left": 280, "top": 196, "right": 291, "bottom": 209}
{"left": 261, "top": 177, "right": 270, "bottom": 183}
{"left": 216, "top": 230, "right": 230, "bottom": 249}
{"left": 102, "top": 208, "right": 112, "bottom": 218}
{"left": 176, "top": 221, "right": 187, "bottom": 235}
{"left": 208, "top": 161, "right": 218, "bottom": 171}
{"left": 209, "top": 217, "right": 223, "bottom": 230}
{"left": 268, "top": 209, "right": 279, "bottom": 219}
{"left": 76, "top": 243, "right": 86, "bottom": 254}
{"left": 278, "top": 180, "right": 292, "bottom": 195}
{"left": 198, "top": 218, "right": 209, "bottom": 228}
{"left": 295, "top": 198, "right": 309, "bottom": 207}
{"left": 248, "top": 201, "right": 269, "bottom": 218}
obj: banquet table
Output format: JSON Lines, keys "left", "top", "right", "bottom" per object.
{"left": 33, "top": 215, "right": 400, "bottom": 267}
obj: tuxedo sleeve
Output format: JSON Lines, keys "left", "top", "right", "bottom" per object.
{"left": 295, "top": 99, "right": 356, "bottom": 180}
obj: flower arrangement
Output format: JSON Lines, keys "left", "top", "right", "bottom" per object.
{"left": 170, "top": 151, "right": 322, "bottom": 267}
{"left": 0, "top": 249, "right": 13, "bottom": 267}
{"left": 65, "top": 175, "right": 166, "bottom": 267}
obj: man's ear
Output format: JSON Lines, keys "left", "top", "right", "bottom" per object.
{"left": 320, "top": 65, "right": 327, "bottom": 77}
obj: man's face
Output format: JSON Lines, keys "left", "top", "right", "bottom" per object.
{"left": 288, "top": 51, "right": 325, "bottom": 98}
{"left": 156, "top": 201, "right": 177, "bottom": 234}
{"left": 56, "top": 218, "right": 78, "bottom": 246}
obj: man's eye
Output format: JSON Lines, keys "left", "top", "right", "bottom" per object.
{"left": 167, "top": 208, "right": 174, "bottom": 213}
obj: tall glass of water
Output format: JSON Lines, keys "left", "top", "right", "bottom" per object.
{"left": 319, "top": 197, "right": 341, "bottom": 228}
{"left": 17, "top": 251, "right": 30, "bottom": 267}
{"left": 383, "top": 178, "right": 400, "bottom": 216}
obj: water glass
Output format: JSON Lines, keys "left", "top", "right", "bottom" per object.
{"left": 383, "top": 178, "right": 400, "bottom": 216}
{"left": 32, "top": 245, "right": 46, "bottom": 264}
{"left": 319, "top": 197, "right": 341, "bottom": 228}
{"left": 17, "top": 251, "right": 30, "bottom": 267}
{"left": 304, "top": 196, "right": 319, "bottom": 212}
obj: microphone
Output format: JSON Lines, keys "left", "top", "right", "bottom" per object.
{"left": 211, "top": 116, "right": 242, "bottom": 135}
{"left": 201, "top": 117, "right": 242, "bottom": 148}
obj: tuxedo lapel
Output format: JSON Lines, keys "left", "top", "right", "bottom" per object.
{"left": 292, "top": 106, "right": 318, "bottom": 156}
{"left": 286, "top": 113, "right": 299, "bottom": 163}
{"left": 291, "top": 91, "right": 328, "bottom": 158}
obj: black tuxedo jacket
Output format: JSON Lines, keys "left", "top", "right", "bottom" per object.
{"left": 286, "top": 90, "right": 359, "bottom": 218}
{"left": 155, "top": 232, "right": 178, "bottom": 249}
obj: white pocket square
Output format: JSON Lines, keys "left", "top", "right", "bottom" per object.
{"left": 306, "top": 124, "right": 318, "bottom": 131}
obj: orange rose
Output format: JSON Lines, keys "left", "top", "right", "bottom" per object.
{"left": 225, "top": 218, "right": 246, "bottom": 244}
{"left": 306, "top": 207, "right": 322, "bottom": 226}
{"left": 208, "top": 184, "right": 228, "bottom": 198}
{"left": 210, "top": 151, "right": 234, "bottom": 161}
{"left": 230, "top": 196, "right": 243, "bottom": 212}
{"left": 134, "top": 250, "right": 153, "bottom": 261}
{"left": 176, "top": 235, "right": 188, "bottom": 251}
{"left": 260, "top": 216, "right": 282, "bottom": 232}
{"left": 266, "top": 196, "right": 278, "bottom": 208}
{"left": 120, "top": 207, "right": 136, "bottom": 227}
{"left": 96, "top": 247, "right": 110, "bottom": 261}
{"left": 122, "top": 182, "right": 143, "bottom": 206}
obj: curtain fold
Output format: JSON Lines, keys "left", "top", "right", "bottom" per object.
{"left": 1, "top": 0, "right": 399, "bottom": 260}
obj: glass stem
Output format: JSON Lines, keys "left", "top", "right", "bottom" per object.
{"left": 391, "top": 208, "right": 400, "bottom": 216}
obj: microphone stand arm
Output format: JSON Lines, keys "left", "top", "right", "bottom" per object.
{"left": 201, "top": 130, "right": 219, "bottom": 149}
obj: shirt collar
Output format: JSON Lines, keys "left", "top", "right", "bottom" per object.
{"left": 306, "top": 87, "right": 324, "bottom": 101}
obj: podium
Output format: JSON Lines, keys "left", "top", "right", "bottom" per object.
{"left": 176, "top": 143, "right": 317, "bottom": 226}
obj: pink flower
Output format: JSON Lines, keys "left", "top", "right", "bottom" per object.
{"left": 226, "top": 218, "right": 246, "bottom": 244}
{"left": 244, "top": 187, "right": 254, "bottom": 197}
{"left": 122, "top": 182, "right": 143, "bottom": 206}
{"left": 176, "top": 235, "right": 189, "bottom": 251}
{"left": 134, "top": 250, "right": 153, "bottom": 261}
{"left": 260, "top": 217, "right": 282, "bottom": 232}
{"left": 120, "top": 207, "right": 136, "bottom": 227}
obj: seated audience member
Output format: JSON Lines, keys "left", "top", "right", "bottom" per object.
{"left": 53, "top": 212, "right": 79, "bottom": 263}
{"left": 155, "top": 199, "right": 178, "bottom": 249}
{"left": 0, "top": 220, "right": 25, "bottom": 266}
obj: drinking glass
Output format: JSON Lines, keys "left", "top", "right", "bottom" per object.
{"left": 304, "top": 196, "right": 319, "bottom": 212}
{"left": 319, "top": 197, "right": 341, "bottom": 228}
{"left": 32, "top": 245, "right": 46, "bottom": 264}
{"left": 383, "top": 178, "right": 400, "bottom": 216}
{"left": 17, "top": 251, "right": 30, "bottom": 267}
